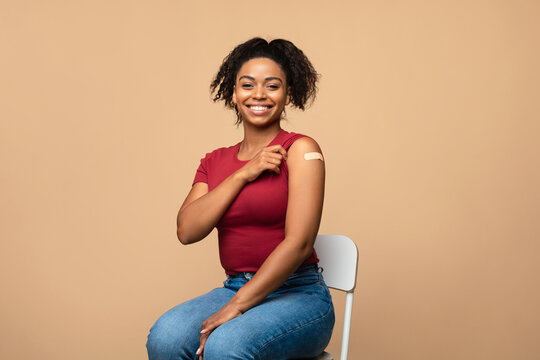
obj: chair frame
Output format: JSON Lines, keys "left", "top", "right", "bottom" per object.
{"left": 313, "top": 235, "right": 358, "bottom": 360}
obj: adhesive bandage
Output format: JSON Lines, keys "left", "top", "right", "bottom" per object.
{"left": 303, "top": 152, "right": 324, "bottom": 161}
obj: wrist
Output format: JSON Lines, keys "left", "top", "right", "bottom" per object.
{"left": 230, "top": 292, "right": 251, "bottom": 314}
{"left": 232, "top": 170, "right": 249, "bottom": 185}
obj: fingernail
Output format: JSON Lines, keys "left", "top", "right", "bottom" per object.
{"left": 200, "top": 329, "right": 207, "bottom": 334}
{"left": 196, "top": 348, "right": 201, "bottom": 355}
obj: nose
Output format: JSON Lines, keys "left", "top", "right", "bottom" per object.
{"left": 253, "top": 85, "right": 266, "bottom": 99}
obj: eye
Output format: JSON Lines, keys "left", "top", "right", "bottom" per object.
{"left": 241, "top": 83, "right": 254, "bottom": 89}
{"left": 267, "top": 84, "right": 279, "bottom": 90}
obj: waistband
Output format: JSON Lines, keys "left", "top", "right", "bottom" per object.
{"left": 227, "top": 263, "right": 320, "bottom": 280}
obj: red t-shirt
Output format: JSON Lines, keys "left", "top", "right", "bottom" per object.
{"left": 193, "top": 129, "right": 319, "bottom": 274}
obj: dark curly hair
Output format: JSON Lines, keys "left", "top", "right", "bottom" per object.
{"left": 210, "top": 37, "right": 319, "bottom": 124}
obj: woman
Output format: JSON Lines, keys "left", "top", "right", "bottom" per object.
{"left": 147, "top": 37, "right": 334, "bottom": 360}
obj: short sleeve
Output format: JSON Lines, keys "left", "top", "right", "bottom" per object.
{"left": 192, "top": 155, "right": 208, "bottom": 185}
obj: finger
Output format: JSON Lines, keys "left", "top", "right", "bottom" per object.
{"left": 264, "top": 152, "right": 285, "bottom": 161}
{"left": 197, "top": 332, "right": 210, "bottom": 357}
{"left": 264, "top": 150, "right": 286, "bottom": 162}
{"left": 256, "top": 156, "right": 280, "bottom": 171}
{"left": 258, "top": 157, "right": 281, "bottom": 173}
{"left": 196, "top": 325, "right": 210, "bottom": 356}
{"left": 266, "top": 145, "right": 287, "bottom": 159}
{"left": 260, "top": 152, "right": 283, "bottom": 164}
{"left": 261, "top": 157, "right": 283, "bottom": 171}
{"left": 265, "top": 157, "right": 282, "bottom": 167}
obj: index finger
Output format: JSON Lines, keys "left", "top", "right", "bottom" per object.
{"left": 197, "top": 332, "right": 210, "bottom": 357}
{"left": 266, "top": 145, "right": 287, "bottom": 159}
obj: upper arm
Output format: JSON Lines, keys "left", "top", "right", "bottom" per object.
{"left": 177, "top": 182, "right": 209, "bottom": 224}
{"left": 284, "top": 137, "right": 325, "bottom": 248}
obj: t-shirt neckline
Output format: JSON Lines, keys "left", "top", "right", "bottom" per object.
{"left": 234, "top": 129, "right": 287, "bottom": 163}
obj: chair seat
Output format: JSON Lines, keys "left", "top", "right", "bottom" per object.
{"left": 311, "top": 351, "right": 333, "bottom": 360}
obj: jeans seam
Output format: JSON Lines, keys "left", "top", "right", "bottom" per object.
{"left": 256, "top": 301, "right": 334, "bottom": 357}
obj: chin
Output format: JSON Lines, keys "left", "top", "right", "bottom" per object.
{"left": 246, "top": 118, "right": 281, "bottom": 128}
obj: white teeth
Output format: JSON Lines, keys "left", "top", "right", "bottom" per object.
{"left": 250, "top": 106, "right": 269, "bottom": 110}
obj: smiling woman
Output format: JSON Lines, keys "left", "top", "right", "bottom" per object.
{"left": 146, "top": 38, "right": 333, "bottom": 360}
{"left": 211, "top": 37, "right": 319, "bottom": 125}
{"left": 233, "top": 58, "right": 290, "bottom": 132}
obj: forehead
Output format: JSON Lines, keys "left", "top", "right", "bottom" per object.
{"left": 236, "top": 57, "right": 286, "bottom": 80}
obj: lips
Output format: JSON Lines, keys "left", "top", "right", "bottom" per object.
{"left": 246, "top": 104, "right": 274, "bottom": 115}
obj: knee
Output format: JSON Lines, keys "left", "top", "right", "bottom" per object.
{"left": 203, "top": 328, "right": 257, "bottom": 360}
{"left": 146, "top": 330, "right": 173, "bottom": 359}
{"left": 146, "top": 315, "right": 195, "bottom": 360}
{"left": 146, "top": 321, "right": 177, "bottom": 359}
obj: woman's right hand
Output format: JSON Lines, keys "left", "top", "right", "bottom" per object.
{"left": 177, "top": 144, "right": 287, "bottom": 245}
{"left": 236, "top": 145, "right": 288, "bottom": 183}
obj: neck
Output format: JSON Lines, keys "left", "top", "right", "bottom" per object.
{"left": 240, "top": 123, "right": 282, "bottom": 153}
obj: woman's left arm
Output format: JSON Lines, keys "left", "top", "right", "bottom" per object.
{"left": 197, "top": 137, "right": 325, "bottom": 358}
{"left": 232, "top": 136, "right": 325, "bottom": 308}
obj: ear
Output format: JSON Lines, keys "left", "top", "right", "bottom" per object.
{"left": 285, "top": 87, "right": 291, "bottom": 105}
{"left": 232, "top": 86, "right": 237, "bottom": 105}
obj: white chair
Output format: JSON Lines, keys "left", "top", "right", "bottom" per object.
{"left": 310, "top": 235, "right": 358, "bottom": 360}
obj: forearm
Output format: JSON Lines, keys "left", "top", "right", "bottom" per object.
{"left": 177, "top": 172, "right": 247, "bottom": 244}
{"left": 229, "top": 236, "right": 315, "bottom": 312}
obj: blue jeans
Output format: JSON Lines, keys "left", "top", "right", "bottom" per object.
{"left": 146, "top": 264, "right": 335, "bottom": 360}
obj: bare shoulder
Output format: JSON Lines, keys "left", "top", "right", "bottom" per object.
{"left": 286, "top": 136, "right": 325, "bottom": 172}
{"left": 288, "top": 136, "right": 322, "bottom": 156}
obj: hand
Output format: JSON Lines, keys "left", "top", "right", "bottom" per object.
{"left": 236, "top": 145, "right": 288, "bottom": 183}
{"left": 196, "top": 301, "right": 243, "bottom": 359}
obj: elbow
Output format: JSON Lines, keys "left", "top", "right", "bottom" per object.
{"left": 176, "top": 226, "right": 192, "bottom": 245}
{"left": 177, "top": 222, "right": 207, "bottom": 245}
{"left": 299, "top": 245, "right": 314, "bottom": 261}
{"left": 282, "top": 235, "right": 315, "bottom": 262}
{"left": 287, "top": 237, "right": 315, "bottom": 262}
{"left": 176, "top": 212, "right": 195, "bottom": 245}
{"left": 177, "top": 219, "right": 209, "bottom": 245}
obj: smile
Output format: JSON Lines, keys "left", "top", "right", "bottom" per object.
{"left": 248, "top": 105, "right": 273, "bottom": 110}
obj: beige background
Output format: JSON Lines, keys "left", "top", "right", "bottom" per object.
{"left": 1, "top": 1, "right": 539, "bottom": 359}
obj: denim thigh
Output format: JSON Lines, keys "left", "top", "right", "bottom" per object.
{"left": 204, "top": 269, "right": 334, "bottom": 360}
{"left": 147, "top": 266, "right": 335, "bottom": 360}
{"left": 146, "top": 287, "right": 235, "bottom": 360}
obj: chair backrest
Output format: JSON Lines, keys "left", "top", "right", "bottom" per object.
{"left": 314, "top": 235, "right": 358, "bottom": 292}
{"left": 314, "top": 235, "right": 358, "bottom": 360}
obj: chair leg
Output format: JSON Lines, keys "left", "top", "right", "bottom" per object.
{"left": 340, "top": 292, "right": 354, "bottom": 360}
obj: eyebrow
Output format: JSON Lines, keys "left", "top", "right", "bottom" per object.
{"left": 238, "top": 75, "right": 283, "bottom": 83}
